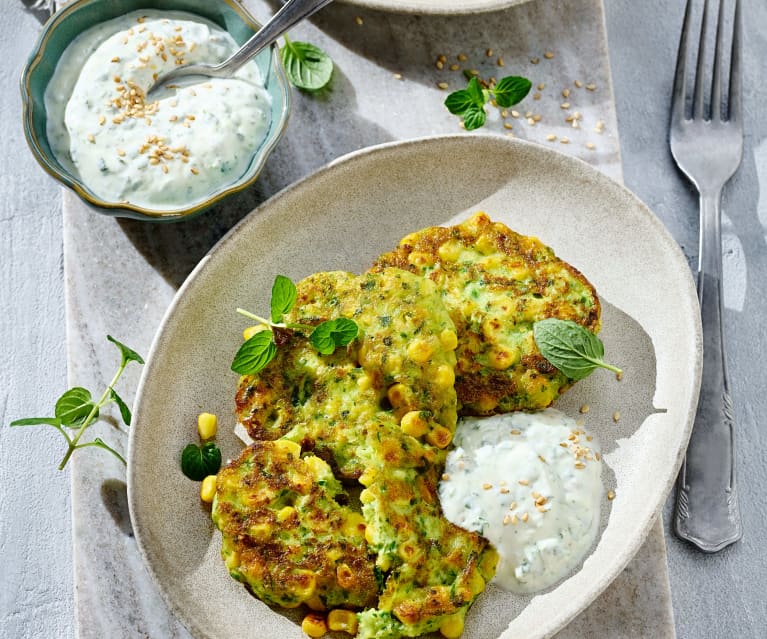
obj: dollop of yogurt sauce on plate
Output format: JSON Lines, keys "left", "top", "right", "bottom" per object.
{"left": 44, "top": 10, "right": 272, "bottom": 210}
{"left": 439, "top": 408, "right": 603, "bottom": 593}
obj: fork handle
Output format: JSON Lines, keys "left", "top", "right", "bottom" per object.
{"left": 674, "top": 189, "right": 742, "bottom": 552}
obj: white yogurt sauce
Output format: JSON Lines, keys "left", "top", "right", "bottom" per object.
{"left": 45, "top": 10, "right": 272, "bottom": 209}
{"left": 439, "top": 409, "right": 603, "bottom": 593}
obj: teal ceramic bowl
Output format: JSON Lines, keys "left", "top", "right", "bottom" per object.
{"left": 21, "top": 0, "right": 291, "bottom": 222}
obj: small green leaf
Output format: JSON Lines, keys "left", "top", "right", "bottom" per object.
{"left": 107, "top": 335, "right": 145, "bottom": 367}
{"left": 110, "top": 389, "right": 132, "bottom": 426}
{"left": 444, "top": 89, "right": 475, "bottom": 115}
{"left": 462, "top": 106, "right": 487, "bottom": 130}
{"left": 310, "top": 318, "right": 359, "bottom": 355}
{"left": 492, "top": 75, "right": 532, "bottom": 108}
{"left": 281, "top": 39, "right": 333, "bottom": 91}
{"left": 181, "top": 442, "right": 222, "bottom": 481}
{"left": 10, "top": 417, "right": 62, "bottom": 427}
{"left": 465, "top": 76, "right": 485, "bottom": 105}
{"left": 533, "top": 318, "right": 622, "bottom": 381}
{"left": 231, "top": 330, "right": 277, "bottom": 375}
{"left": 271, "top": 275, "right": 297, "bottom": 323}
{"left": 55, "top": 387, "right": 97, "bottom": 427}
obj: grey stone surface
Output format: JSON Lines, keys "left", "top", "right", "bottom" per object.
{"left": 0, "top": 1, "right": 765, "bottom": 639}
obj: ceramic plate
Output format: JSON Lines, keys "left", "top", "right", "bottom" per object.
{"left": 337, "top": 0, "right": 530, "bottom": 15}
{"left": 128, "top": 135, "right": 701, "bottom": 639}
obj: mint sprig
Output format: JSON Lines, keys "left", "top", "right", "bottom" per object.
{"left": 232, "top": 275, "right": 359, "bottom": 376}
{"left": 281, "top": 35, "right": 333, "bottom": 92}
{"left": 8, "top": 336, "right": 144, "bottom": 469}
{"left": 445, "top": 75, "right": 532, "bottom": 131}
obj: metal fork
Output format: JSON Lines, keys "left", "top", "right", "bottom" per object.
{"left": 670, "top": 0, "right": 743, "bottom": 552}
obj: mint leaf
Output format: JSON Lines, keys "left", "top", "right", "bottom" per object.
{"left": 110, "top": 388, "right": 132, "bottom": 426}
{"left": 533, "top": 318, "right": 622, "bottom": 380}
{"left": 310, "top": 318, "right": 358, "bottom": 355}
{"left": 462, "top": 106, "right": 487, "bottom": 130}
{"left": 55, "top": 387, "right": 97, "bottom": 427}
{"left": 181, "top": 442, "right": 222, "bottom": 481}
{"left": 231, "top": 330, "right": 277, "bottom": 375}
{"left": 107, "top": 335, "right": 144, "bottom": 367}
{"left": 281, "top": 38, "right": 333, "bottom": 91}
{"left": 493, "top": 76, "right": 532, "bottom": 108}
{"left": 271, "top": 275, "right": 297, "bottom": 323}
{"left": 9, "top": 417, "right": 62, "bottom": 427}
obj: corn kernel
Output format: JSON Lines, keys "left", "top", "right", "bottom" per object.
{"left": 399, "top": 231, "right": 420, "bottom": 247}
{"left": 199, "top": 475, "right": 217, "bottom": 503}
{"left": 407, "top": 338, "right": 435, "bottom": 363}
{"left": 360, "top": 489, "right": 375, "bottom": 504}
{"left": 476, "top": 396, "right": 498, "bottom": 413}
{"left": 243, "top": 324, "right": 267, "bottom": 340}
{"left": 435, "top": 365, "right": 455, "bottom": 388}
{"left": 488, "top": 346, "right": 517, "bottom": 370}
{"left": 336, "top": 563, "right": 355, "bottom": 589}
{"left": 342, "top": 512, "right": 366, "bottom": 537}
{"left": 306, "top": 595, "right": 325, "bottom": 611}
{"left": 328, "top": 609, "right": 359, "bottom": 635}
{"left": 197, "top": 412, "right": 217, "bottom": 440}
{"left": 439, "top": 614, "right": 465, "bottom": 638}
{"left": 303, "top": 455, "right": 331, "bottom": 477}
{"left": 293, "top": 570, "right": 317, "bottom": 599}
{"left": 437, "top": 240, "right": 463, "bottom": 262}
{"left": 407, "top": 251, "right": 435, "bottom": 268}
{"left": 358, "top": 467, "right": 377, "bottom": 487}
{"left": 301, "top": 613, "right": 327, "bottom": 637}
{"left": 273, "top": 439, "right": 301, "bottom": 458}
{"left": 426, "top": 425, "right": 453, "bottom": 449}
{"left": 357, "top": 374, "right": 373, "bottom": 391}
{"left": 387, "top": 383, "right": 413, "bottom": 408}
{"left": 475, "top": 233, "right": 496, "bottom": 255}
{"left": 400, "top": 411, "right": 429, "bottom": 437}
{"left": 462, "top": 212, "right": 489, "bottom": 235}
{"left": 439, "top": 329, "right": 458, "bottom": 351}
{"left": 376, "top": 553, "right": 392, "bottom": 571}
{"left": 365, "top": 524, "right": 377, "bottom": 545}
{"left": 397, "top": 540, "right": 421, "bottom": 562}
{"left": 276, "top": 506, "right": 296, "bottom": 522}
{"left": 224, "top": 548, "right": 240, "bottom": 570}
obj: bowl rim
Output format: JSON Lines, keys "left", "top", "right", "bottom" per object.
{"left": 20, "top": 0, "right": 292, "bottom": 221}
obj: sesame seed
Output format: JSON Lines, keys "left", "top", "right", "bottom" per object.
{"left": 436, "top": 60, "right": 444, "bottom": 70}
{"left": 511, "top": 110, "right": 520, "bottom": 118}
{"left": 149, "top": 157, "right": 160, "bottom": 165}
{"left": 355, "top": 16, "right": 363, "bottom": 25}
{"left": 536, "top": 504, "right": 548, "bottom": 513}
{"left": 533, "top": 92, "right": 541, "bottom": 100}
{"left": 530, "top": 57, "right": 540, "bottom": 64}
{"left": 559, "top": 441, "right": 568, "bottom": 447}
{"left": 586, "top": 435, "right": 593, "bottom": 441}
{"left": 574, "top": 79, "right": 583, "bottom": 88}
{"left": 500, "top": 109, "right": 508, "bottom": 118}
{"left": 169, "top": 114, "right": 178, "bottom": 122}
{"left": 500, "top": 487, "right": 510, "bottom": 494}
{"left": 521, "top": 512, "right": 529, "bottom": 522}
{"left": 503, "top": 514, "right": 511, "bottom": 525}
{"left": 595, "top": 452, "right": 601, "bottom": 461}
{"left": 613, "top": 411, "right": 621, "bottom": 422}
{"left": 586, "top": 83, "right": 597, "bottom": 91}
{"left": 499, "top": 480, "right": 507, "bottom": 486}
{"left": 533, "top": 114, "right": 542, "bottom": 122}
{"left": 98, "top": 115, "right": 106, "bottom": 126}
{"left": 437, "top": 82, "right": 449, "bottom": 90}
{"left": 503, "top": 122, "right": 513, "bottom": 130}
{"left": 161, "top": 164, "right": 169, "bottom": 174}
{"left": 183, "top": 120, "right": 191, "bottom": 128}
{"left": 518, "top": 479, "right": 529, "bottom": 486}
{"left": 442, "top": 473, "right": 450, "bottom": 481}
{"left": 137, "top": 16, "right": 145, "bottom": 23}
{"left": 511, "top": 514, "right": 518, "bottom": 525}
{"left": 482, "top": 483, "right": 493, "bottom": 490}
{"left": 537, "top": 83, "right": 545, "bottom": 90}
{"left": 174, "top": 25, "right": 182, "bottom": 32}
{"left": 607, "top": 490, "right": 616, "bottom": 500}
{"left": 562, "top": 88, "right": 570, "bottom": 98}
{"left": 543, "top": 51, "right": 555, "bottom": 59}
{"left": 511, "top": 429, "right": 521, "bottom": 435}
{"left": 616, "top": 371, "right": 623, "bottom": 380}
{"left": 190, "top": 167, "right": 199, "bottom": 175}
{"left": 447, "top": 63, "right": 458, "bottom": 71}
{"left": 575, "top": 462, "right": 586, "bottom": 469}
{"left": 546, "top": 134, "right": 557, "bottom": 142}
{"left": 527, "top": 117, "right": 535, "bottom": 125}
{"left": 509, "top": 501, "right": 517, "bottom": 510}
{"left": 87, "top": 134, "right": 95, "bottom": 143}
{"left": 457, "top": 53, "right": 467, "bottom": 61}
{"left": 572, "top": 121, "right": 580, "bottom": 129}
{"left": 560, "top": 137, "right": 570, "bottom": 144}
{"left": 469, "top": 69, "right": 480, "bottom": 76}
{"left": 496, "top": 57, "right": 505, "bottom": 67}
{"left": 561, "top": 102, "right": 571, "bottom": 109}
{"left": 117, "top": 148, "right": 126, "bottom": 157}
{"left": 393, "top": 73, "right": 403, "bottom": 80}
{"left": 538, "top": 455, "right": 547, "bottom": 464}
{"left": 580, "top": 404, "right": 590, "bottom": 414}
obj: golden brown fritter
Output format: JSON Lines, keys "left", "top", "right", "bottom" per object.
{"left": 372, "top": 212, "right": 601, "bottom": 415}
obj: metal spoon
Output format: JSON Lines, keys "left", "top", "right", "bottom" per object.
{"left": 149, "top": 0, "right": 334, "bottom": 92}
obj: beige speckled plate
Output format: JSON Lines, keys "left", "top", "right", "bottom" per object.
{"left": 128, "top": 135, "right": 701, "bottom": 639}
{"left": 337, "top": 0, "right": 530, "bottom": 15}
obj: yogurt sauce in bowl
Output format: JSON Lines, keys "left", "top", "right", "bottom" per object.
{"left": 439, "top": 408, "right": 603, "bottom": 593}
{"left": 44, "top": 10, "right": 272, "bottom": 211}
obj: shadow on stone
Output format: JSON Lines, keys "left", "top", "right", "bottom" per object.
{"left": 101, "top": 478, "right": 134, "bottom": 538}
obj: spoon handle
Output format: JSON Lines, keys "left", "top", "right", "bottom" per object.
{"left": 221, "top": 0, "right": 335, "bottom": 76}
